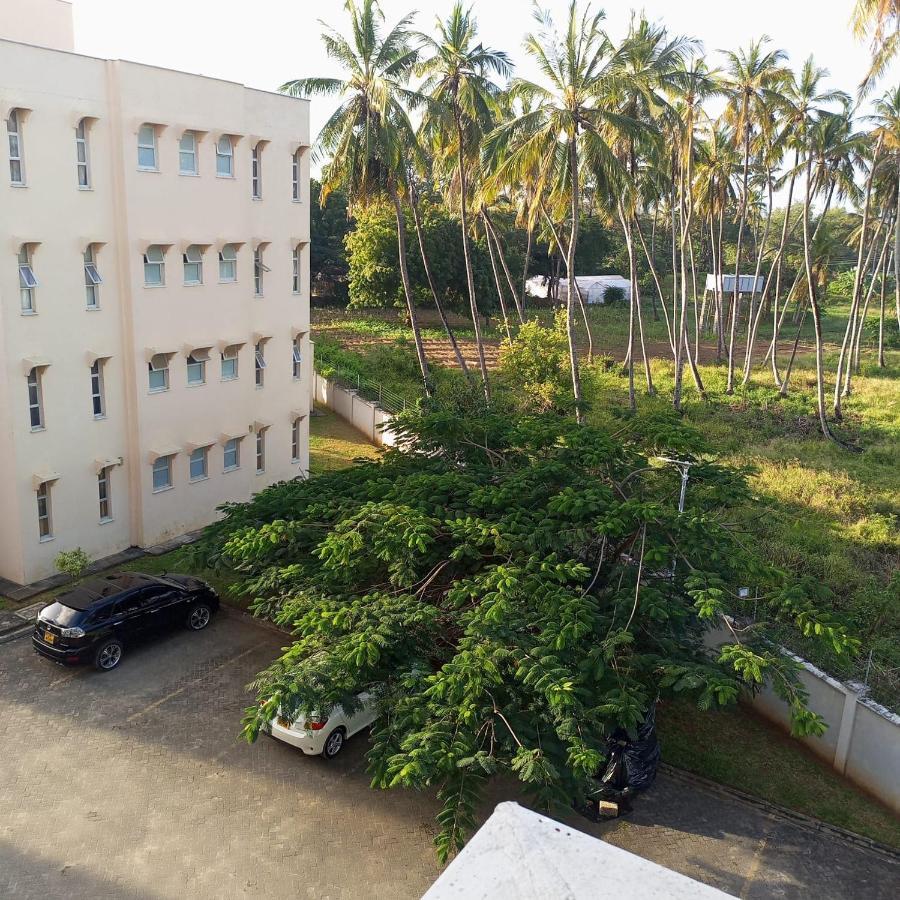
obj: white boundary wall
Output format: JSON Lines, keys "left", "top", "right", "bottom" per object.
{"left": 706, "top": 627, "right": 900, "bottom": 813}
{"left": 312, "top": 373, "right": 397, "bottom": 447}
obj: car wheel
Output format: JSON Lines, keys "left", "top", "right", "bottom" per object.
{"left": 321, "top": 727, "right": 346, "bottom": 759}
{"left": 94, "top": 639, "right": 124, "bottom": 672}
{"left": 186, "top": 603, "right": 213, "bottom": 631}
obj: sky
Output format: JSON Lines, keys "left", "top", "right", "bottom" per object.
{"left": 71, "top": 0, "right": 898, "bottom": 177}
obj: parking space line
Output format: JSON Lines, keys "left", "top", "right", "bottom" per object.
{"left": 125, "top": 642, "right": 265, "bottom": 723}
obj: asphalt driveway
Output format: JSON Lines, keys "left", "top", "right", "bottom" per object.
{"left": 0, "top": 608, "right": 896, "bottom": 899}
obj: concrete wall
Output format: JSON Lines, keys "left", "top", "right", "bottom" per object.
{"left": 0, "top": 0, "right": 74, "bottom": 51}
{"left": 706, "top": 627, "right": 900, "bottom": 814}
{"left": 0, "top": 36, "right": 310, "bottom": 584}
{"left": 312, "top": 373, "right": 396, "bottom": 447}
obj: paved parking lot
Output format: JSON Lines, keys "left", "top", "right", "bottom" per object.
{"left": 1, "top": 609, "right": 897, "bottom": 899}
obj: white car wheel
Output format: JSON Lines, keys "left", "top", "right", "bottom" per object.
{"left": 322, "top": 728, "right": 345, "bottom": 759}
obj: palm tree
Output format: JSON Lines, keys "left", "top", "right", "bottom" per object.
{"left": 483, "top": 1, "right": 630, "bottom": 422}
{"left": 852, "top": 0, "right": 900, "bottom": 95}
{"left": 282, "top": 0, "right": 433, "bottom": 394}
{"left": 743, "top": 57, "right": 847, "bottom": 386}
{"left": 418, "top": 3, "right": 512, "bottom": 400}
{"left": 870, "top": 85, "right": 900, "bottom": 343}
{"left": 721, "top": 37, "right": 788, "bottom": 393}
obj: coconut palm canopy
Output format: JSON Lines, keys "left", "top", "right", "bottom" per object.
{"left": 285, "top": 0, "right": 899, "bottom": 442}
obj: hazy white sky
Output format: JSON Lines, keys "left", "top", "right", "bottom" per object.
{"left": 71, "top": 0, "right": 897, "bottom": 145}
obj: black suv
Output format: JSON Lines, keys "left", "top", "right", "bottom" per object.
{"left": 32, "top": 572, "right": 219, "bottom": 671}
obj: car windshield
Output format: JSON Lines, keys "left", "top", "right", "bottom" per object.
{"left": 39, "top": 602, "right": 87, "bottom": 627}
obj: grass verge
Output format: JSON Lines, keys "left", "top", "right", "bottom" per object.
{"left": 658, "top": 695, "right": 900, "bottom": 849}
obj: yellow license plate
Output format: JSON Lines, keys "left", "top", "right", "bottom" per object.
{"left": 44, "top": 632, "right": 56, "bottom": 644}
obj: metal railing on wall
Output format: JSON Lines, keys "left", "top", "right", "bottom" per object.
{"left": 320, "top": 367, "right": 411, "bottom": 415}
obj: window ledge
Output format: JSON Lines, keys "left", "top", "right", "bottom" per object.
{"left": 218, "top": 279, "right": 238, "bottom": 285}
{"left": 93, "top": 414, "right": 107, "bottom": 421}
{"left": 183, "top": 282, "right": 203, "bottom": 287}
{"left": 30, "top": 426, "right": 46, "bottom": 433}
{"left": 21, "top": 310, "right": 37, "bottom": 316}
{"left": 220, "top": 377, "right": 238, "bottom": 383}
{"left": 148, "top": 388, "right": 169, "bottom": 395}
{"left": 152, "top": 485, "right": 174, "bottom": 494}
{"left": 186, "top": 381, "right": 206, "bottom": 388}
{"left": 189, "top": 475, "right": 209, "bottom": 484}
{"left": 216, "top": 174, "right": 235, "bottom": 180}
{"left": 223, "top": 466, "right": 240, "bottom": 474}
{"left": 179, "top": 171, "right": 200, "bottom": 177}
{"left": 77, "top": 185, "right": 93, "bottom": 192}
{"left": 11, "top": 182, "right": 27, "bottom": 189}
{"left": 85, "top": 306, "right": 101, "bottom": 312}
{"left": 137, "top": 167, "right": 159, "bottom": 174}
{"left": 99, "top": 517, "right": 114, "bottom": 525}
{"left": 38, "top": 535, "right": 55, "bottom": 544}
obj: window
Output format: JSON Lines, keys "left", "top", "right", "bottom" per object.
{"left": 148, "top": 354, "right": 169, "bottom": 392}
{"left": 223, "top": 438, "right": 240, "bottom": 471}
{"left": 137, "top": 124, "right": 158, "bottom": 170}
{"left": 183, "top": 245, "right": 203, "bottom": 285}
{"left": 292, "top": 245, "right": 301, "bottom": 293}
{"left": 27, "top": 367, "right": 44, "bottom": 430}
{"left": 221, "top": 346, "right": 238, "bottom": 381}
{"left": 36, "top": 482, "right": 52, "bottom": 540}
{"left": 216, "top": 135, "right": 233, "bottom": 177}
{"left": 8, "top": 110, "right": 24, "bottom": 185}
{"left": 292, "top": 337, "right": 303, "bottom": 379}
{"left": 152, "top": 456, "right": 172, "bottom": 491}
{"left": 179, "top": 131, "right": 198, "bottom": 175}
{"left": 219, "top": 244, "right": 237, "bottom": 282}
{"left": 291, "top": 150, "right": 300, "bottom": 201}
{"left": 143, "top": 245, "right": 165, "bottom": 286}
{"left": 189, "top": 447, "right": 208, "bottom": 481}
{"left": 255, "top": 429, "right": 266, "bottom": 473}
{"left": 84, "top": 246, "right": 102, "bottom": 308}
{"left": 98, "top": 468, "right": 112, "bottom": 521}
{"left": 18, "top": 245, "right": 37, "bottom": 313}
{"left": 90, "top": 359, "right": 105, "bottom": 418}
{"left": 76, "top": 119, "right": 90, "bottom": 187}
{"left": 251, "top": 144, "right": 262, "bottom": 198}
{"left": 254, "top": 342, "right": 266, "bottom": 387}
{"left": 186, "top": 352, "right": 206, "bottom": 385}
{"left": 253, "top": 246, "right": 269, "bottom": 296}
{"left": 291, "top": 416, "right": 303, "bottom": 462}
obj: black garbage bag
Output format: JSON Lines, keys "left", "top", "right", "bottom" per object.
{"left": 576, "top": 705, "right": 661, "bottom": 821}
{"left": 620, "top": 704, "right": 661, "bottom": 792}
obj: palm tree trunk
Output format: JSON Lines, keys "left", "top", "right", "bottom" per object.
{"left": 633, "top": 215, "right": 675, "bottom": 354}
{"left": 619, "top": 205, "right": 653, "bottom": 400}
{"left": 727, "top": 107, "right": 751, "bottom": 394}
{"left": 521, "top": 225, "right": 533, "bottom": 317}
{"left": 409, "top": 182, "right": 471, "bottom": 379}
{"left": 455, "top": 113, "right": 490, "bottom": 401}
{"left": 895, "top": 154, "right": 900, "bottom": 335}
{"left": 391, "top": 190, "right": 432, "bottom": 396}
{"left": 482, "top": 209, "right": 525, "bottom": 323}
{"left": 566, "top": 131, "right": 585, "bottom": 424}
{"left": 879, "top": 249, "right": 891, "bottom": 367}
{"left": 800, "top": 154, "right": 835, "bottom": 441}
{"left": 740, "top": 168, "right": 775, "bottom": 384}
{"left": 835, "top": 139, "right": 881, "bottom": 418}
{"left": 482, "top": 213, "right": 512, "bottom": 341}
{"left": 851, "top": 217, "right": 892, "bottom": 374}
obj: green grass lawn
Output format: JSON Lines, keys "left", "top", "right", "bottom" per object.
{"left": 310, "top": 408, "right": 383, "bottom": 473}
{"left": 658, "top": 695, "right": 900, "bottom": 849}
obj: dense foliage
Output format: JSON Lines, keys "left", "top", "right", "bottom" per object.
{"left": 194, "top": 402, "right": 855, "bottom": 859}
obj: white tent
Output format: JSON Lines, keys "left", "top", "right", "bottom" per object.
{"left": 526, "top": 274, "right": 632, "bottom": 304}
{"left": 704, "top": 274, "right": 764, "bottom": 295}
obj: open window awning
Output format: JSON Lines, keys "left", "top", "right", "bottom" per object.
{"left": 85, "top": 350, "right": 113, "bottom": 366}
{"left": 185, "top": 438, "right": 216, "bottom": 453}
{"left": 219, "top": 428, "right": 246, "bottom": 444}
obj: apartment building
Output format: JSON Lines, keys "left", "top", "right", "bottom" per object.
{"left": 0, "top": 1, "right": 311, "bottom": 585}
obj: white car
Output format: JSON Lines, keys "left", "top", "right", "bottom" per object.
{"left": 267, "top": 692, "right": 377, "bottom": 759}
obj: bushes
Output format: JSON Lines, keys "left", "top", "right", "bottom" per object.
{"left": 55, "top": 548, "right": 90, "bottom": 579}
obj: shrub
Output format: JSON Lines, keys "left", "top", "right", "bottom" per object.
{"left": 55, "top": 548, "right": 91, "bottom": 579}
{"left": 603, "top": 284, "right": 626, "bottom": 304}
